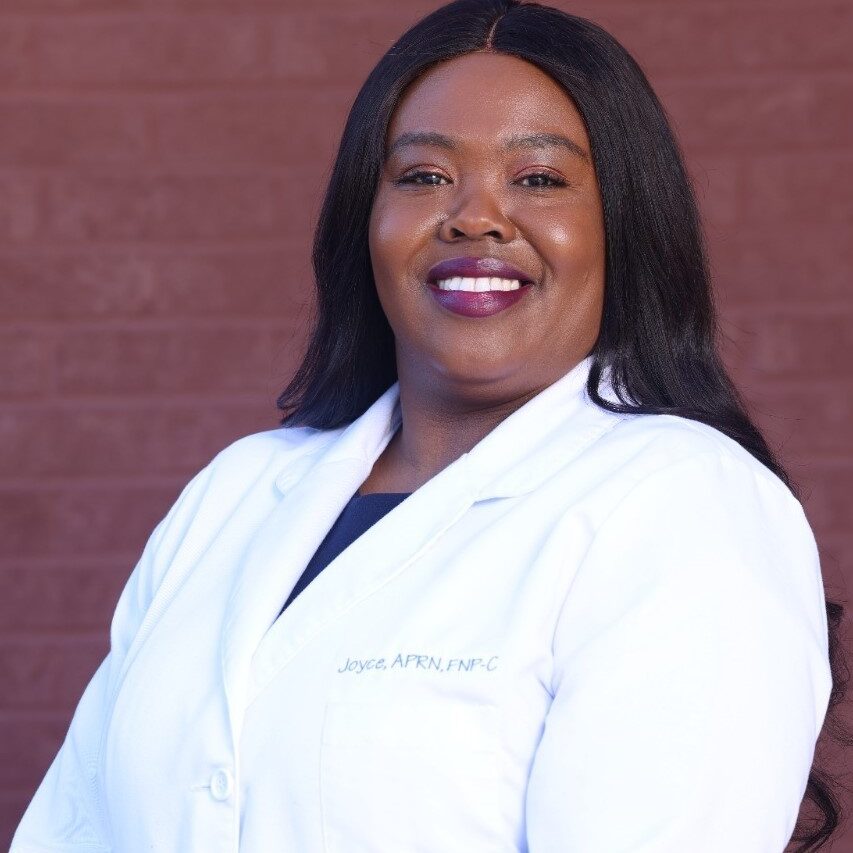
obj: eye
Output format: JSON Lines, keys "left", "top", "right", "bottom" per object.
{"left": 517, "top": 172, "right": 568, "bottom": 189}
{"left": 394, "top": 171, "right": 449, "bottom": 187}
{"left": 392, "top": 170, "right": 569, "bottom": 189}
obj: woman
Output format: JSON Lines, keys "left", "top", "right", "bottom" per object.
{"left": 12, "top": 1, "right": 845, "bottom": 851}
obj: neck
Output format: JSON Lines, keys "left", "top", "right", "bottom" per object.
{"left": 367, "top": 360, "right": 551, "bottom": 493}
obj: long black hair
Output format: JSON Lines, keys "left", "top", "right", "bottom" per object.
{"left": 276, "top": 1, "right": 850, "bottom": 846}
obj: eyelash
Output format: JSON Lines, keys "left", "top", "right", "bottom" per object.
{"left": 394, "top": 170, "right": 568, "bottom": 189}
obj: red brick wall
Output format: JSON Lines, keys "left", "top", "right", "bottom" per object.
{"left": 1, "top": 1, "right": 851, "bottom": 848}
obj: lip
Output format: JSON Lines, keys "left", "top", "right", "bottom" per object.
{"left": 426, "top": 256, "right": 534, "bottom": 285}
{"left": 427, "top": 281, "right": 532, "bottom": 318}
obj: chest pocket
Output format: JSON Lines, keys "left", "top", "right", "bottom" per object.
{"left": 320, "top": 697, "right": 506, "bottom": 853}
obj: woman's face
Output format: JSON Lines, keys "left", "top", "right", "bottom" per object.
{"left": 368, "top": 51, "right": 606, "bottom": 400}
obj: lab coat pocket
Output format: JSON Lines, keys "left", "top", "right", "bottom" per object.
{"left": 320, "top": 697, "right": 503, "bottom": 853}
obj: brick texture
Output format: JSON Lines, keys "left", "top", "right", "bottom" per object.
{"left": 1, "top": 1, "right": 851, "bottom": 850}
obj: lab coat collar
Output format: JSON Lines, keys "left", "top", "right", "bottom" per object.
{"left": 455, "top": 354, "right": 618, "bottom": 498}
{"left": 273, "top": 354, "right": 619, "bottom": 501}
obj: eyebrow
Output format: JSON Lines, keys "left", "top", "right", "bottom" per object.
{"left": 385, "top": 131, "right": 591, "bottom": 163}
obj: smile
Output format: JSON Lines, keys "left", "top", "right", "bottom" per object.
{"left": 436, "top": 276, "right": 524, "bottom": 292}
{"left": 427, "top": 280, "right": 533, "bottom": 317}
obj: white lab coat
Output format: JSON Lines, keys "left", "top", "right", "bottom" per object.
{"left": 12, "top": 355, "right": 831, "bottom": 853}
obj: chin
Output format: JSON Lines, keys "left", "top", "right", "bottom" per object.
{"left": 426, "top": 359, "right": 524, "bottom": 393}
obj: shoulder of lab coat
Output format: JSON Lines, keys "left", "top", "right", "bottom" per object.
{"left": 113, "top": 425, "right": 327, "bottom": 650}
{"left": 525, "top": 414, "right": 832, "bottom": 853}
{"left": 9, "top": 424, "right": 326, "bottom": 851}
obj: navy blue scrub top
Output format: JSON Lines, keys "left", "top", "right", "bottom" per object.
{"left": 279, "top": 490, "right": 411, "bottom": 616}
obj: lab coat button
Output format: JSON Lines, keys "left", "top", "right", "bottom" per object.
{"left": 209, "top": 768, "right": 233, "bottom": 801}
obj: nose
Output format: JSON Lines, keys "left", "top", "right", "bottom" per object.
{"left": 438, "top": 184, "right": 516, "bottom": 243}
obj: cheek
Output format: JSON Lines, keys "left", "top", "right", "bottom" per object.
{"left": 367, "top": 199, "right": 395, "bottom": 282}
{"left": 523, "top": 205, "right": 605, "bottom": 338}
{"left": 368, "top": 193, "right": 433, "bottom": 282}
{"left": 534, "top": 206, "right": 605, "bottom": 270}
{"left": 368, "top": 198, "right": 427, "bottom": 331}
{"left": 368, "top": 193, "right": 446, "bottom": 331}
{"left": 369, "top": 201, "right": 398, "bottom": 259}
{"left": 534, "top": 206, "right": 605, "bottom": 314}
{"left": 368, "top": 212, "right": 404, "bottom": 328}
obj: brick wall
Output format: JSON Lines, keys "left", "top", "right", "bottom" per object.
{"left": 1, "top": 1, "right": 851, "bottom": 848}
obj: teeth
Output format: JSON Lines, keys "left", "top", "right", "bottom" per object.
{"left": 436, "top": 277, "right": 523, "bottom": 292}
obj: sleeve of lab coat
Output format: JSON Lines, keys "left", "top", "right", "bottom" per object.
{"left": 525, "top": 450, "right": 833, "bottom": 853}
{"left": 10, "top": 463, "right": 216, "bottom": 853}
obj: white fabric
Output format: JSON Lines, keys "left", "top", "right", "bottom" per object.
{"left": 12, "top": 355, "right": 832, "bottom": 852}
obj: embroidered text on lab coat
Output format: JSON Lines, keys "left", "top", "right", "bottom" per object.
{"left": 337, "top": 653, "right": 500, "bottom": 674}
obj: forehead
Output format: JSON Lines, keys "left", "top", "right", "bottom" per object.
{"left": 387, "top": 52, "right": 589, "bottom": 150}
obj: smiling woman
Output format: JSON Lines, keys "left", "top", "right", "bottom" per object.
{"left": 371, "top": 53, "right": 604, "bottom": 386}
{"left": 11, "top": 1, "right": 847, "bottom": 852}
{"left": 362, "top": 51, "right": 607, "bottom": 491}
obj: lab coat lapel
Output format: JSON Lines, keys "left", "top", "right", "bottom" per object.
{"left": 244, "top": 447, "right": 482, "bottom": 705}
{"left": 221, "top": 380, "right": 403, "bottom": 739}
{"left": 458, "top": 354, "right": 618, "bottom": 499}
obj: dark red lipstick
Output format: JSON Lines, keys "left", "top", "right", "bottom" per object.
{"left": 425, "top": 256, "right": 535, "bottom": 318}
